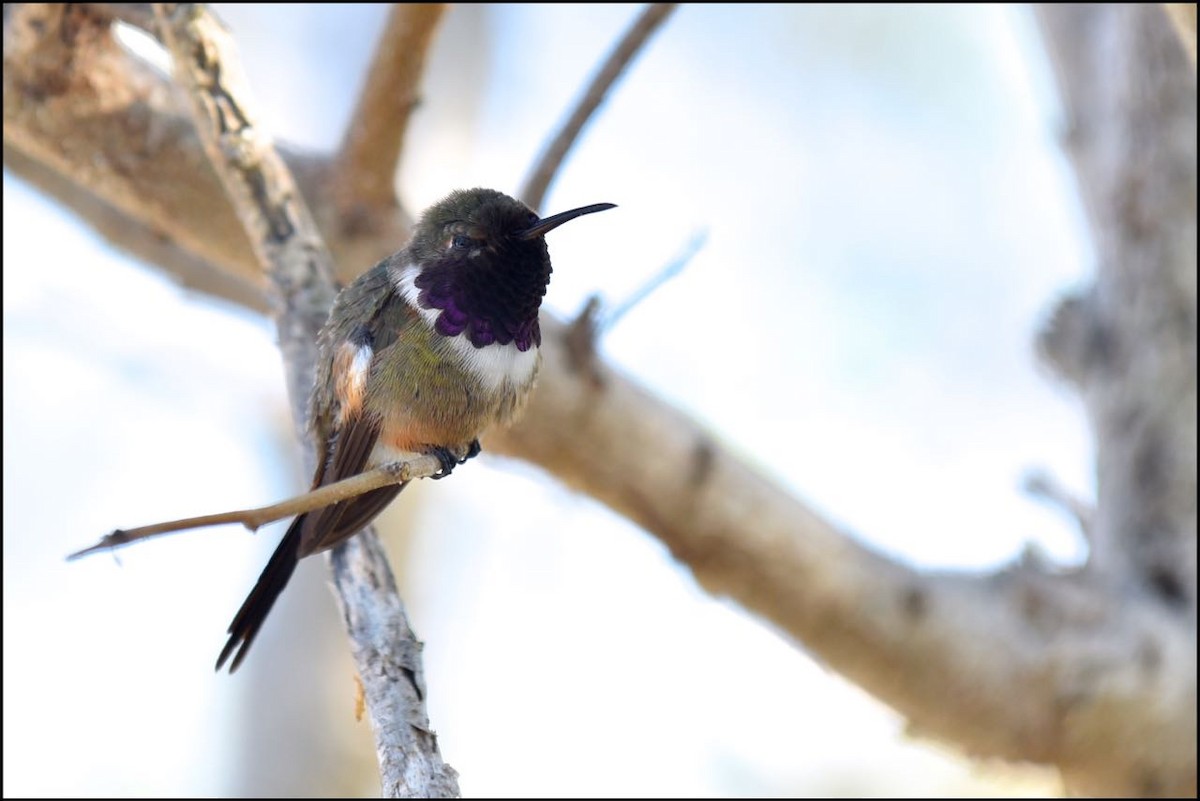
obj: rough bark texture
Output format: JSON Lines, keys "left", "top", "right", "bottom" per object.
{"left": 154, "top": 3, "right": 457, "bottom": 795}
{"left": 1039, "top": 5, "right": 1197, "bottom": 611}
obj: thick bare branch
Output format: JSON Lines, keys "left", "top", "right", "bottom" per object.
{"left": 329, "top": 532, "right": 459, "bottom": 798}
{"left": 2, "top": 4, "right": 410, "bottom": 302}
{"left": 336, "top": 3, "right": 445, "bottom": 212}
{"left": 1164, "top": 3, "right": 1197, "bottom": 66}
{"left": 485, "top": 315, "right": 1197, "bottom": 798}
{"left": 1038, "top": 5, "right": 1197, "bottom": 612}
{"left": 3, "top": 140, "right": 267, "bottom": 311}
{"left": 91, "top": 3, "right": 158, "bottom": 32}
{"left": 3, "top": 4, "right": 261, "bottom": 294}
{"left": 150, "top": 3, "right": 456, "bottom": 795}
{"left": 152, "top": 2, "right": 331, "bottom": 407}
{"left": 518, "top": 3, "right": 676, "bottom": 210}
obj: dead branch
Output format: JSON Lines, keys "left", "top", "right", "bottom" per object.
{"left": 335, "top": 4, "right": 446, "bottom": 213}
{"left": 484, "top": 313, "right": 1197, "bottom": 797}
{"left": 68, "top": 455, "right": 441, "bottom": 560}
{"left": 1164, "top": 3, "right": 1197, "bottom": 66}
{"left": 518, "top": 3, "right": 676, "bottom": 210}
{"left": 150, "top": 3, "right": 457, "bottom": 795}
{"left": 1038, "top": 4, "right": 1197, "bottom": 612}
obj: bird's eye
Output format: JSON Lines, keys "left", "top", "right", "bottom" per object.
{"left": 450, "top": 234, "right": 475, "bottom": 250}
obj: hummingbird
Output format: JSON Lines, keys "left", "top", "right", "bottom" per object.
{"left": 216, "top": 188, "right": 615, "bottom": 672}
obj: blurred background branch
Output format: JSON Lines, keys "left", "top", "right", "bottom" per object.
{"left": 1163, "top": 3, "right": 1196, "bottom": 66}
{"left": 518, "top": 2, "right": 676, "bottom": 211}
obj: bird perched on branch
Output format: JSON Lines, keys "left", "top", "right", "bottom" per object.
{"left": 217, "top": 188, "right": 615, "bottom": 671}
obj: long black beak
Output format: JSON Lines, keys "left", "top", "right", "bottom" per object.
{"left": 519, "top": 202, "right": 616, "bottom": 240}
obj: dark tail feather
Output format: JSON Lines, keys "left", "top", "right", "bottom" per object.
{"left": 215, "top": 514, "right": 303, "bottom": 673}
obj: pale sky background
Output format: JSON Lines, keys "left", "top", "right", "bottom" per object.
{"left": 4, "top": 4, "right": 1092, "bottom": 796}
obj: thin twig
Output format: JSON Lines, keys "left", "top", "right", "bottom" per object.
{"left": 1022, "top": 468, "right": 1095, "bottom": 541}
{"left": 336, "top": 3, "right": 446, "bottom": 212}
{"left": 67, "top": 454, "right": 440, "bottom": 560}
{"left": 519, "top": 3, "right": 676, "bottom": 210}
{"left": 563, "top": 228, "right": 704, "bottom": 381}
{"left": 603, "top": 227, "right": 705, "bottom": 332}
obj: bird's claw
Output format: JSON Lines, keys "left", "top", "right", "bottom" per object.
{"left": 429, "top": 440, "right": 481, "bottom": 479}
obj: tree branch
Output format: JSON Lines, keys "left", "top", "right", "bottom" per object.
{"left": 1037, "top": 4, "right": 1197, "bottom": 611}
{"left": 87, "top": 2, "right": 158, "bottom": 33}
{"left": 484, "top": 314, "right": 1196, "bottom": 798}
{"left": 518, "top": 3, "right": 676, "bottom": 210}
{"left": 150, "top": 3, "right": 457, "bottom": 796}
{"left": 3, "top": 3, "right": 263, "bottom": 299}
{"left": 67, "top": 454, "right": 442, "bottom": 560}
{"left": 3, "top": 3, "right": 410, "bottom": 305}
{"left": 1164, "top": 3, "right": 1197, "bottom": 67}
{"left": 335, "top": 3, "right": 445, "bottom": 213}
{"left": 3, "top": 139, "right": 268, "bottom": 311}
{"left": 151, "top": 2, "right": 331, "bottom": 406}
{"left": 1023, "top": 469, "right": 1094, "bottom": 541}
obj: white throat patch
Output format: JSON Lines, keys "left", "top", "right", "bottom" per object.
{"left": 395, "top": 264, "right": 539, "bottom": 392}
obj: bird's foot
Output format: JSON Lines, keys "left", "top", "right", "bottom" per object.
{"left": 428, "top": 440, "right": 481, "bottom": 479}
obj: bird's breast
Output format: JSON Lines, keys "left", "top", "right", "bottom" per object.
{"left": 445, "top": 334, "right": 539, "bottom": 391}
{"left": 391, "top": 261, "right": 541, "bottom": 390}
{"left": 363, "top": 315, "right": 540, "bottom": 458}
